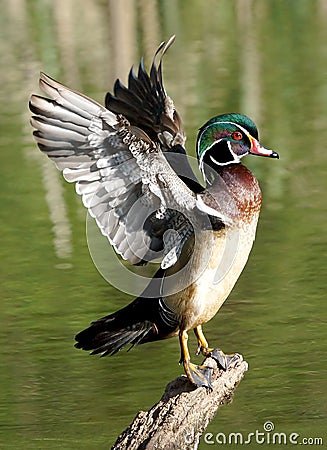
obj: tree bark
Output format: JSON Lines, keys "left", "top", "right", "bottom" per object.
{"left": 111, "top": 353, "right": 248, "bottom": 450}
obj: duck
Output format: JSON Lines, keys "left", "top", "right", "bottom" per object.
{"left": 29, "top": 36, "right": 279, "bottom": 389}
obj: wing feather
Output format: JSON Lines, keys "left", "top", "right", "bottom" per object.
{"left": 30, "top": 72, "right": 197, "bottom": 267}
{"left": 30, "top": 38, "right": 229, "bottom": 270}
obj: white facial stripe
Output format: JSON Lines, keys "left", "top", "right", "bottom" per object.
{"left": 209, "top": 154, "right": 239, "bottom": 167}
{"left": 198, "top": 138, "right": 223, "bottom": 173}
{"left": 198, "top": 121, "right": 252, "bottom": 181}
{"left": 198, "top": 121, "right": 250, "bottom": 164}
{"left": 227, "top": 141, "right": 242, "bottom": 162}
{"left": 199, "top": 121, "right": 251, "bottom": 141}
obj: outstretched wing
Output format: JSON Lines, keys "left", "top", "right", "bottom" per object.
{"left": 29, "top": 72, "right": 203, "bottom": 268}
{"left": 29, "top": 39, "right": 229, "bottom": 269}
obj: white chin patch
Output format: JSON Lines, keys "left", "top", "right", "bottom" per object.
{"left": 227, "top": 141, "right": 242, "bottom": 163}
{"left": 208, "top": 142, "right": 242, "bottom": 166}
{"left": 209, "top": 153, "right": 240, "bottom": 166}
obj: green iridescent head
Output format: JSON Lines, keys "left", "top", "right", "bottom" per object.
{"left": 196, "top": 113, "right": 278, "bottom": 181}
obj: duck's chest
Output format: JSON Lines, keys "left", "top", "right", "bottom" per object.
{"left": 164, "top": 164, "right": 262, "bottom": 330}
{"left": 209, "top": 164, "right": 262, "bottom": 225}
{"left": 164, "top": 220, "right": 258, "bottom": 329}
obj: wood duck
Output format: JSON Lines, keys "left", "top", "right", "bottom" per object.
{"left": 29, "top": 36, "right": 278, "bottom": 389}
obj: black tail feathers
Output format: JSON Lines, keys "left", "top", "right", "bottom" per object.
{"left": 75, "top": 317, "right": 154, "bottom": 357}
{"left": 74, "top": 297, "right": 176, "bottom": 357}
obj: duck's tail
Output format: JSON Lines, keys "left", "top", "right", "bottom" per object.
{"left": 74, "top": 297, "right": 178, "bottom": 357}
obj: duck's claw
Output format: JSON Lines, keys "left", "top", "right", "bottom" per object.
{"left": 209, "top": 348, "right": 240, "bottom": 371}
{"left": 184, "top": 361, "right": 213, "bottom": 390}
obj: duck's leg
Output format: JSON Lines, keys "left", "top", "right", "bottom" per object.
{"left": 179, "top": 329, "right": 213, "bottom": 389}
{"left": 194, "top": 325, "right": 238, "bottom": 370}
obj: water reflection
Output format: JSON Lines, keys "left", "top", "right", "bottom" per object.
{"left": 0, "top": 0, "right": 326, "bottom": 448}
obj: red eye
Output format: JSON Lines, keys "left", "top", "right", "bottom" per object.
{"left": 232, "top": 131, "right": 243, "bottom": 140}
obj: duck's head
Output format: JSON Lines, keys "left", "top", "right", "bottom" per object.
{"left": 197, "top": 113, "right": 279, "bottom": 181}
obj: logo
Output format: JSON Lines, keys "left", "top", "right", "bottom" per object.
{"left": 203, "top": 421, "right": 323, "bottom": 446}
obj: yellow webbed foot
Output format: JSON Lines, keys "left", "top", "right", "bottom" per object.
{"left": 209, "top": 348, "right": 240, "bottom": 371}
{"left": 183, "top": 360, "right": 213, "bottom": 389}
{"left": 194, "top": 325, "right": 239, "bottom": 371}
{"left": 179, "top": 329, "right": 213, "bottom": 389}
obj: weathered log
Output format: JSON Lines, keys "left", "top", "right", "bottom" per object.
{"left": 111, "top": 354, "right": 248, "bottom": 450}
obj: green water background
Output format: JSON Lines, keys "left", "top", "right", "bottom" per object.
{"left": 0, "top": 0, "right": 326, "bottom": 448}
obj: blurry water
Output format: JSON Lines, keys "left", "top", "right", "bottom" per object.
{"left": 0, "top": 1, "right": 326, "bottom": 448}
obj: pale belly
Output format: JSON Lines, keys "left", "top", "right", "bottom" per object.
{"left": 163, "top": 219, "right": 258, "bottom": 330}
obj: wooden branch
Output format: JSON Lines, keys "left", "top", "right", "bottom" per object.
{"left": 111, "top": 354, "right": 248, "bottom": 450}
